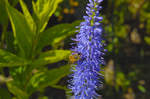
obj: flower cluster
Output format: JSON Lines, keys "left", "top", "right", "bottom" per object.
{"left": 69, "top": 0, "right": 105, "bottom": 99}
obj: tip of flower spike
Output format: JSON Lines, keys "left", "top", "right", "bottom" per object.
{"left": 103, "top": 49, "right": 108, "bottom": 52}
{"left": 97, "top": 0, "right": 103, "bottom": 3}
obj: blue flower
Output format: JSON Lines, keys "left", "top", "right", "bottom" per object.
{"left": 69, "top": 0, "right": 105, "bottom": 99}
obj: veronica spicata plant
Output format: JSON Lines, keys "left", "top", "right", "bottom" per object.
{"left": 69, "top": 0, "right": 106, "bottom": 98}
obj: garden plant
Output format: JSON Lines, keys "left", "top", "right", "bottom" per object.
{"left": 0, "top": 0, "right": 150, "bottom": 99}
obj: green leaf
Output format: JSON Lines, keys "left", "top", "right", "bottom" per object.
{"left": 6, "top": 2, "right": 34, "bottom": 58}
{"left": 37, "top": 20, "right": 81, "bottom": 52}
{"left": 138, "top": 85, "right": 146, "bottom": 93}
{"left": 0, "top": 0, "right": 8, "bottom": 26}
{"left": 19, "top": 0, "right": 36, "bottom": 33}
{"left": 0, "top": 49, "right": 30, "bottom": 67}
{"left": 0, "top": 88, "right": 11, "bottom": 99}
{"left": 11, "top": 0, "right": 19, "bottom": 6}
{"left": 5, "top": 31, "right": 16, "bottom": 53}
{"left": 115, "top": 71, "right": 131, "bottom": 91}
{"left": 32, "top": 0, "right": 63, "bottom": 32}
{"left": 7, "top": 82, "right": 29, "bottom": 99}
{"left": 115, "top": 25, "right": 128, "bottom": 39}
{"left": 26, "top": 65, "right": 70, "bottom": 94}
{"left": 144, "top": 36, "right": 150, "bottom": 45}
{"left": 32, "top": 50, "right": 71, "bottom": 66}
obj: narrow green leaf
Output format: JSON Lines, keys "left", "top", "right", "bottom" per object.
{"left": 26, "top": 65, "right": 70, "bottom": 94}
{"left": 37, "top": 20, "right": 81, "bottom": 52}
{"left": 19, "top": 0, "right": 36, "bottom": 33}
{"left": 0, "top": 49, "right": 30, "bottom": 67}
{"left": 6, "top": 2, "right": 33, "bottom": 58}
{"left": 7, "top": 82, "right": 29, "bottom": 99}
{"left": 32, "top": 50, "right": 70, "bottom": 66}
{"left": 32, "top": 0, "right": 63, "bottom": 32}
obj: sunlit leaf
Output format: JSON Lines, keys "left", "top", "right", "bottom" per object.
{"left": 138, "top": 85, "right": 146, "bottom": 93}
{"left": 32, "top": 50, "right": 71, "bottom": 66}
{"left": 6, "top": 1, "right": 34, "bottom": 58}
{"left": 32, "top": 0, "right": 63, "bottom": 32}
{"left": 19, "top": 0, "right": 36, "bottom": 33}
{"left": 26, "top": 65, "right": 70, "bottom": 94}
{"left": 144, "top": 36, "right": 150, "bottom": 45}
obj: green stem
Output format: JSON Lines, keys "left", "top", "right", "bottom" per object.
{"left": 31, "top": 23, "right": 41, "bottom": 60}
{"left": 24, "top": 23, "right": 41, "bottom": 90}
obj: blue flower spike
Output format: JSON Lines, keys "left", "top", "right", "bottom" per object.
{"left": 69, "top": 0, "right": 105, "bottom": 99}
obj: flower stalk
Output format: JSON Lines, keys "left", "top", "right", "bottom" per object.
{"left": 69, "top": 0, "right": 105, "bottom": 99}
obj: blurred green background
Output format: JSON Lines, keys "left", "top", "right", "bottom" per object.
{"left": 0, "top": 0, "right": 150, "bottom": 99}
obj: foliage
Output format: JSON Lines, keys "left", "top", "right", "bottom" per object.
{"left": 0, "top": 0, "right": 150, "bottom": 99}
{"left": 103, "top": 0, "right": 150, "bottom": 99}
{"left": 0, "top": 0, "right": 80, "bottom": 98}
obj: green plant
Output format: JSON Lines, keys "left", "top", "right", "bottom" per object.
{"left": 0, "top": 0, "right": 80, "bottom": 98}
